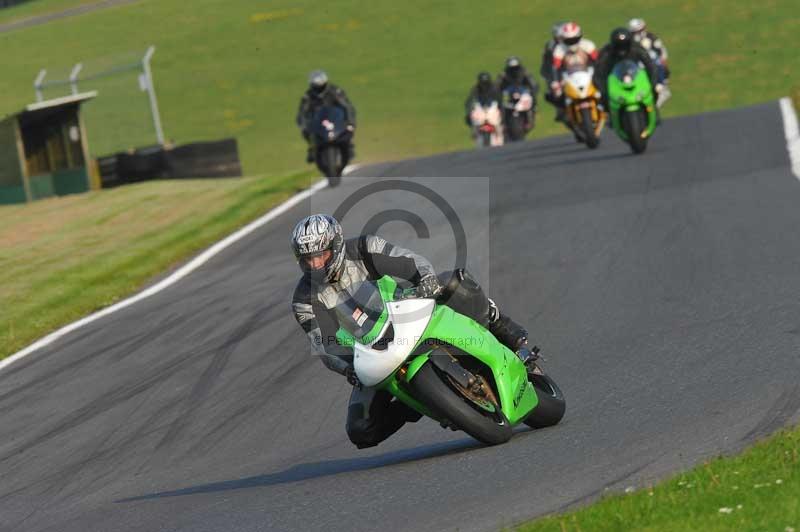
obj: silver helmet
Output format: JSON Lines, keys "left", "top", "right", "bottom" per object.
{"left": 291, "top": 214, "right": 345, "bottom": 283}
{"left": 308, "top": 69, "right": 329, "bottom": 92}
{"left": 628, "top": 18, "right": 646, "bottom": 34}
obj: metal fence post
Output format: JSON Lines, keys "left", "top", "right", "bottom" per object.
{"left": 142, "top": 46, "right": 165, "bottom": 145}
{"left": 34, "top": 69, "right": 47, "bottom": 102}
{"left": 69, "top": 63, "right": 83, "bottom": 95}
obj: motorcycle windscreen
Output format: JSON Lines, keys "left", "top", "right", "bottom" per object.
{"left": 612, "top": 60, "right": 641, "bottom": 85}
{"left": 311, "top": 105, "right": 347, "bottom": 140}
{"left": 331, "top": 280, "right": 388, "bottom": 344}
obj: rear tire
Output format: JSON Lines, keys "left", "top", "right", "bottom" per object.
{"left": 622, "top": 110, "right": 648, "bottom": 154}
{"left": 411, "top": 362, "right": 512, "bottom": 445}
{"left": 580, "top": 107, "right": 600, "bottom": 149}
{"left": 523, "top": 370, "right": 566, "bottom": 429}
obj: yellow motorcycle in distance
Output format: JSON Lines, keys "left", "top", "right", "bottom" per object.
{"left": 559, "top": 67, "right": 605, "bottom": 149}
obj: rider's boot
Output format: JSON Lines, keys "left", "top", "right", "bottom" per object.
{"left": 486, "top": 298, "right": 528, "bottom": 359}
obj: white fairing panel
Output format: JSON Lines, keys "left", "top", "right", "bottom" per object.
{"left": 354, "top": 298, "right": 435, "bottom": 387}
{"left": 565, "top": 70, "right": 593, "bottom": 99}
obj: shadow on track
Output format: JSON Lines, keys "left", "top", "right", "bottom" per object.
{"left": 117, "top": 436, "right": 487, "bottom": 502}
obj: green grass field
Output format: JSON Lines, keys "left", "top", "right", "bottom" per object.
{"left": 1, "top": 0, "right": 798, "bottom": 176}
{"left": 515, "top": 427, "right": 800, "bottom": 532}
{"left": 0, "top": 171, "right": 316, "bottom": 359}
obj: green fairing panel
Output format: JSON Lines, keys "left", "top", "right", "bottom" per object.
{"left": 607, "top": 66, "right": 656, "bottom": 139}
{"left": 412, "top": 304, "right": 538, "bottom": 425}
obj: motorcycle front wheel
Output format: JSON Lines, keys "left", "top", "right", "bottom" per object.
{"left": 411, "top": 361, "right": 512, "bottom": 445}
{"left": 317, "top": 145, "right": 342, "bottom": 186}
{"left": 580, "top": 107, "right": 600, "bottom": 149}
{"left": 622, "top": 109, "right": 648, "bottom": 154}
{"left": 523, "top": 364, "right": 566, "bottom": 429}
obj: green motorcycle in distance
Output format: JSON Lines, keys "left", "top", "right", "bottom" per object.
{"left": 607, "top": 59, "right": 658, "bottom": 154}
{"left": 337, "top": 276, "right": 565, "bottom": 445}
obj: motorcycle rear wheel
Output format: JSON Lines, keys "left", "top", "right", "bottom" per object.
{"left": 411, "top": 361, "right": 512, "bottom": 445}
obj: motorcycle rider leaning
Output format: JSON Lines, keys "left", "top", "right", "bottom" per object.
{"left": 594, "top": 28, "right": 661, "bottom": 111}
{"left": 496, "top": 56, "right": 539, "bottom": 129}
{"left": 464, "top": 71, "right": 502, "bottom": 127}
{"left": 296, "top": 70, "right": 357, "bottom": 164}
{"left": 290, "top": 214, "right": 531, "bottom": 449}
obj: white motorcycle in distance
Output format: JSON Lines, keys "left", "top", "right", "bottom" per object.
{"left": 470, "top": 101, "right": 504, "bottom": 148}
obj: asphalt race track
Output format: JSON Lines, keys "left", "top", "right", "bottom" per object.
{"left": 2, "top": 101, "right": 800, "bottom": 532}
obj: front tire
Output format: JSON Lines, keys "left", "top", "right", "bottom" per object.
{"left": 523, "top": 369, "right": 566, "bottom": 429}
{"left": 505, "top": 113, "right": 525, "bottom": 142}
{"left": 411, "top": 362, "right": 512, "bottom": 445}
{"left": 580, "top": 107, "right": 600, "bottom": 149}
{"left": 622, "top": 109, "right": 648, "bottom": 154}
{"left": 317, "top": 145, "right": 342, "bottom": 185}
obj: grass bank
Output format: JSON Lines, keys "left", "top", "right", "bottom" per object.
{"left": 0, "top": 171, "right": 316, "bottom": 360}
{"left": 515, "top": 426, "right": 800, "bottom": 531}
{"left": 0, "top": 0, "right": 798, "bottom": 176}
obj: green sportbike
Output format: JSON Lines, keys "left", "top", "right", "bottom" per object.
{"left": 336, "top": 276, "right": 565, "bottom": 445}
{"left": 607, "top": 59, "right": 658, "bottom": 154}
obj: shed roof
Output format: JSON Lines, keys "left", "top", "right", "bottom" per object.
{"left": 1, "top": 91, "right": 97, "bottom": 124}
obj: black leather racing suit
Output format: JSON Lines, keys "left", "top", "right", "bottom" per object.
{"left": 291, "top": 235, "right": 501, "bottom": 449}
{"left": 295, "top": 83, "right": 356, "bottom": 154}
{"left": 593, "top": 43, "right": 659, "bottom": 109}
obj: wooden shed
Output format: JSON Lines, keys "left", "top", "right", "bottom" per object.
{"left": 0, "top": 91, "right": 97, "bottom": 205}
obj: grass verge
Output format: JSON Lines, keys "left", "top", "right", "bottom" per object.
{"left": 0, "top": 171, "right": 317, "bottom": 360}
{"left": 515, "top": 427, "right": 800, "bottom": 531}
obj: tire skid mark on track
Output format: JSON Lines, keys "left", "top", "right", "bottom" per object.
{"left": 153, "top": 304, "right": 279, "bottom": 452}
{"left": 0, "top": 342, "right": 220, "bottom": 466}
{"left": 0, "top": 314, "right": 187, "bottom": 411}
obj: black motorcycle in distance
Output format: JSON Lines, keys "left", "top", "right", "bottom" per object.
{"left": 310, "top": 105, "right": 352, "bottom": 186}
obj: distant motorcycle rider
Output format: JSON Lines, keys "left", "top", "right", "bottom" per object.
{"left": 290, "top": 214, "right": 531, "bottom": 449}
{"left": 296, "top": 70, "right": 356, "bottom": 164}
{"left": 550, "top": 22, "right": 598, "bottom": 120}
{"left": 464, "top": 71, "right": 501, "bottom": 126}
{"left": 628, "top": 18, "right": 671, "bottom": 107}
{"left": 540, "top": 21, "right": 564, "bottom": 87}
{"left": 628, "top": 18, "right": 669, "bottom": 82}
{"left": 594, "top": 28, "right": 660, "bottom": 111}
{"left": 496, "top": 56, "right": 539, "bottom": 130}
{"left": 542, "top": 22, "right": 564, "bottom": 119}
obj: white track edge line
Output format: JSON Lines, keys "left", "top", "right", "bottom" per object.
{"left": 0, "top": 177, "right": 332, "bottom": 373}
{"left": 779, "top": 97, "right": 800, "bottom": 179}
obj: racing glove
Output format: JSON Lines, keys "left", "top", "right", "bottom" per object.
{"left": 344, "top": 366, "right": 362, "bottom": 389}
{"left": 417, "top": 274, "right": 443, "bottom": 299}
